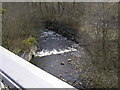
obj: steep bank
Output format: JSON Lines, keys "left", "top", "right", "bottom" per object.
{"left": 2, "top": 2, "right": 118, "bottom": 88}
{"left": 41, "top": 3, "right": 118, "bottom": 88}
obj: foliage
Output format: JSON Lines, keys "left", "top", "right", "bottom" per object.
{"left": 2, "top": 2, "right": 118, "bottom": 88}
{"left": 12, "top": 49, "right": 21, "bottom": 54}
{"left": 2, "top": 8, "right": 7, "bottom": 12}
{"left": 0, "top": 8, "right": 7, "bottom": 16}
{"left": 23, "top": 37, "right": 37, "bottom": 46}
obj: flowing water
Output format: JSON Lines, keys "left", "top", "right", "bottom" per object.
{"left": 30, "top": 29, "right": 91, "bottom": 89}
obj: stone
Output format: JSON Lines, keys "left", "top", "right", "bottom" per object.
{"left": 68, "top": 62, "right": 71, "bottom": 64}
{"left": 0, "top": 81, "right": 4, "bottom": 89}
{"left": 51, "top": 65, "right": 53, "bottom": 67}
{"left": 61, "top": 62, "right": 65, "bottom": 65}
{"left": 59, "top": 74, "right": 62, "bottom": 77}
{"left": 21, "top": 45, "right": 38, "bottom": 62}
{"left": 68, "top": 59, "right": 71, "bottom": 62}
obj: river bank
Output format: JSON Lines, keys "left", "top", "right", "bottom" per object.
{"left": 2, "top": 2, "right": 118, "bottom": 88}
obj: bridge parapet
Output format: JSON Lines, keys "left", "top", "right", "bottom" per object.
{"left": 0, "top": 46, "right": 76, "bottom": 89}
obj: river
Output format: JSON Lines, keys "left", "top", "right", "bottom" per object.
{"left": 30, "top": 29, "right": 91, "bottom": 89}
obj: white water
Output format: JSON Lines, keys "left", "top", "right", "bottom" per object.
{"left": 35, "top": 47, "right": 77, "bottom": 57}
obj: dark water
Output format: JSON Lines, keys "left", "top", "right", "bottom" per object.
{"left": 30, "top": 29, "right": 86, "bottom": 89}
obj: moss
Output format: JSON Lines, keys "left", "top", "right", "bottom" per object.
{"left": 23, "top": 37, "right": 37, "bottom": 46}
{"left": 2, "top": 8, "right": 7, "bottom": 12}
{"left": 12, "top": 49, "right": 21, "bottom": 54}
{"left": 21, "top": 37, "right": 37, "bottom": 52}
{"left": 0, "top": 8, "right": 7, "bottom": 16}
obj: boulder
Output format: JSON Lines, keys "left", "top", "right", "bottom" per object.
{"left": 21, "top": 45, "right": 37, "bottom": 62}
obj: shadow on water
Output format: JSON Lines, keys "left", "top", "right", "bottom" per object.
{"left": 43, "top": 20, "right": 80, "bottom": 43}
